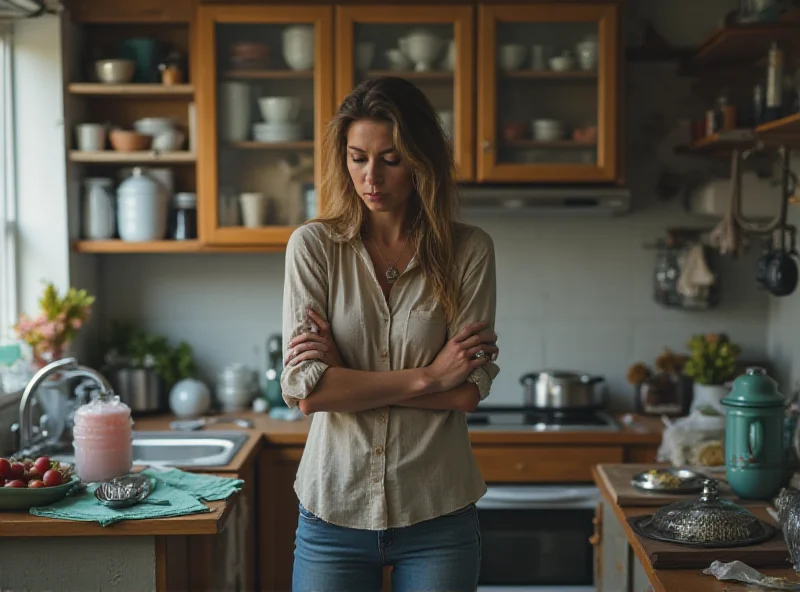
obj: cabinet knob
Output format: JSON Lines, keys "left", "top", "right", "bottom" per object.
{"left": 514, "top": 462, "right": 525, "bottom": 471}
{"left": 482, "top": 140, "right": 492, "bottom": 153}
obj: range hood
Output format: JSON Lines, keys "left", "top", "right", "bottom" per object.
{"left": 457, "top": 184, "right": 632, "bottom": 216}
{"left": 0, "top": 0, "right": 47, "bottom": 20}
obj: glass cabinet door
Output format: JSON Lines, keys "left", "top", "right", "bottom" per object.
{"left": 477, "top": 4, "right": 619, "bottom": 183}
{"left": 197, "top": 6, "right": 333, "bottom": 246}
{"left": 336, "top": 6, "right": 475, "bottom": 181}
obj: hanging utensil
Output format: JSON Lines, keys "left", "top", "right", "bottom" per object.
{"left": 766, "top": 224, "right": 799, "bottom": 297}
{"left": 735, "top": 144, "right": 796, "bottom": 236}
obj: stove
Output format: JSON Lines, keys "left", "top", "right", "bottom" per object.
{"left": 466, "top": 406, "right": 620, "bottom": 432}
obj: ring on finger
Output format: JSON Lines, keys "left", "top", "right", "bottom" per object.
{"left": 473, "top": 350, "right": 486, "bottom": 360}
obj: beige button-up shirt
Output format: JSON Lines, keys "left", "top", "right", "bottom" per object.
{"left": 280, "top": 221, "right": 499, "bottom": 530}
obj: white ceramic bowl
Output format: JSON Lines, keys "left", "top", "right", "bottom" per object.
{"left": 95, "top": 59, "right": 135, "bottom": 84}
{"left": 532, "top": 119, "right": 564, "bottom": 141}
{"left": 385, "top": 48, "right": 412, "bottom": 71}
{"left": 549, "top": 55, "right": 576, "bottom": 72}
{"left": 152, "top": 129, "right": 186, "bottom": 151}
{"left": 498, "top": 44, "right": 526, "bottom": 71}
{"left": 258, "top": 97, "right": 301, "bottom": 123}
{"left": 134, "top": 117, "right": 177, "bottom": 136}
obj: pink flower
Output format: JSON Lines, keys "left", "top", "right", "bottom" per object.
{"left": 38, "top": 321, "right": 59, "bottom": 340}
{"left": 70, "top": 318, "right": 83, "bottom": 329}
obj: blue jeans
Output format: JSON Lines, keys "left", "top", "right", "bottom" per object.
{"left": 292, "top": 503, "right": 482, "bottom": 592}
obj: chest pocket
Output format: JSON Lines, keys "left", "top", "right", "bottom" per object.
{"left": 405, "top": 308, "right": 448, "bottom": 362}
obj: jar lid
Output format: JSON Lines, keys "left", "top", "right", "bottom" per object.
{"left": 174, "top": 192, "right": 197, "bottom": 208}
{"left": 633, "top": 480, "right": 775, "bottom": 546}
{"left": 722, "top": 367, "right": 786, "bottom": 408}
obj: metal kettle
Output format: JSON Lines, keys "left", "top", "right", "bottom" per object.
{"left": 264, "top": 334, "right": 287, "bottom": 409}
{"left": 722, "top": 367, "right": 787, "bottom": 500}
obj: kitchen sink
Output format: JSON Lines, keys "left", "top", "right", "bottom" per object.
{"left": 51, "top": 430, "right": 249, "bottom": 468}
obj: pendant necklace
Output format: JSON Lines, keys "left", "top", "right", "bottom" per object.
{"left": 372, "top": 235, "right": 411, "bottom": 284}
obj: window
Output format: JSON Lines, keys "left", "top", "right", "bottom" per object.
{"left": 0, "top": 24, "right": 18, "bottom": 342}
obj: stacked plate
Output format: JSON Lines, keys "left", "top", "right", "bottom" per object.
{"left": 252, "top": 122, "right": 303, "bottom": 143}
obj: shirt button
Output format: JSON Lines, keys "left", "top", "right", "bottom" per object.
{"left": 374, "top": 446, "right": 384, "bottom": 455}
{"left": 371, "top": 477, "right": 379, "bottom": 484}
{"left": 381, "top": 350, "right": 389, "bottom": 357}
{"left": 378, "top": 414, "right": 387, "bottom": 423}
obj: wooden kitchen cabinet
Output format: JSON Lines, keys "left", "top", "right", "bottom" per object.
{"left": 334, "top": 5, "right": 475, "bottom": 180}
{"left": 196, "top": 5, "right": 334, "bottom": 247}
{"left": 476, "top": 3, "right": 620, "bottom": 183}
{"left": 258, "top": 446, "right": 303, "bottom": 592}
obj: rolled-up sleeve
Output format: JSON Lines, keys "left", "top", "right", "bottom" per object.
{"left": 449, "top": 228, "right": 499, "bottom": 400}
{"left": 280, "top": 225, "right": 330, "bottom": 408}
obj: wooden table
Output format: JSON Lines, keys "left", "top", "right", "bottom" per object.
{"left": 593, "top": 464, "right": 799, "bottom": 592}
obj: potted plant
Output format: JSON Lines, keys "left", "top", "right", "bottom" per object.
{"left": 627, "top": 349, "right": 687, "bottom": 416}
{"left": 682, "top": 333, "right": 741, "bottom": 415}
{"left": 13, "top": 282, "right": 95, "bottom": 371}
{"left": 102, "top": 322, "right": 196, "bottom": 413}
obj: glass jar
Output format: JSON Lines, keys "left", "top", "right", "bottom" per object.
{"left": 170, "top": 192, "right": 197, "bottom": 240}
{"left": 72, "top": 391, "right": 133, "bottom": 483}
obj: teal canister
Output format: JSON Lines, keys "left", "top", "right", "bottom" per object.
{"left": 721, "top": 367, "right": 787, "bottom": 500}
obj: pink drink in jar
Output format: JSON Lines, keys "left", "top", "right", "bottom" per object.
{"left": 72, "top": 392, "right": 133, "bottom": 482}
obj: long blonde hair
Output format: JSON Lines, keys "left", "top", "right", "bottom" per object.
{"left": 316, "top": 76, "right": 459, "bottom": 320}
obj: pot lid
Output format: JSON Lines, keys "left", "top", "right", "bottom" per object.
{"left": 637, "top": 480, "right": 773, "bottom": 546}
{"left": 722, "top": 367, "right": 786, "bottom": 408}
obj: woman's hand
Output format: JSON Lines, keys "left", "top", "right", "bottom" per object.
{"left": 423, "top": 321, "right": 499, "bottom": 393}
{"left": 285, "top": 309, "right": 345, "bottom": 368}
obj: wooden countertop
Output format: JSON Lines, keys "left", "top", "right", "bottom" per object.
{"left": 135, "top": 410, "right": 663, "bottom": 447}
{"left": 0, "top": 494, "right": 237, "bottom": 537}
{"left": 593, "top": 465, "right": 798, "bottom": 592}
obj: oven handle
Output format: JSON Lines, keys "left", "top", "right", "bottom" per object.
{"left": 478, "top": 485, "right": 599, "bottom": 510}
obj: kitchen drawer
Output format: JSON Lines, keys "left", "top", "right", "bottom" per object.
{"left": 473, "top": 445, "right": 624, "bottom": 483}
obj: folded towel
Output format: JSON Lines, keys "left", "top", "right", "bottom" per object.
{"left": 141, "top": 467, "right": 244, "bottom": 502}
{"left": 30, "top": 478, "right": 209, "bottom": 527}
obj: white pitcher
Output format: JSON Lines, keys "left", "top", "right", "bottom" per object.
{"left": 82, "top": 177, "right": 115, "bottom": 240}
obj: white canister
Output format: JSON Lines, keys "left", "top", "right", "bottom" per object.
{"left": 221, "top": 81, "right": 252, "bottom": 142}
{"left": 117, "top": 167, "right": 168, "bottom": 242}
{"left": 240, "top": 192, "right": 267, "bottom": 227}
{"left": 75, "top": 123, "right": 107, "bottom": 151}
{"left": 82, "top": 177, "right": 116, "bottom": 240}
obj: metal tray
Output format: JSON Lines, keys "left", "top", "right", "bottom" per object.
{"left": 631, "top": 468, "right": 706, "bottom": 494}
{"left": 630, "top": 515, "right": 776, "bottom": 548}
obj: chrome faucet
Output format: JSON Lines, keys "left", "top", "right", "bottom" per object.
{"left": 17, "top": 357, "right": 115, "bottom": 454}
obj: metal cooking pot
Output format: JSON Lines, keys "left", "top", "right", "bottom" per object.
{"left": 520, "top": 370, "right": 607, "bottom": 410}
{"left": 106, "top": 367, "right": 165, "bottom": 413}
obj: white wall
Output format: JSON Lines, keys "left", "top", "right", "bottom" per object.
{"left": 12, "top": 15, "right": 70, "bottom": 315}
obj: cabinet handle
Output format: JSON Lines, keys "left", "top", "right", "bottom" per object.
{"left": 482, "top": 140, "right": 492, "bottom": 153}
{"left": 514, "top": 462, "right": 525, "bottom": 471}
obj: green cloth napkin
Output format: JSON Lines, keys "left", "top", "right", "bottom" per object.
{"left": 141, "top": 467, "right": 244, "bottom": 502}
{"left": 29, "top": 478, "right": 209, "bottom": 527}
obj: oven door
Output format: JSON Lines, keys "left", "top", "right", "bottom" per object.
{"left": 476, "top": 484, "right": 598, "bottom": 592}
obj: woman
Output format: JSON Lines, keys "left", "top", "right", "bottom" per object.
{"left": 280, "top": 76, "right": 499, "bottom": 592}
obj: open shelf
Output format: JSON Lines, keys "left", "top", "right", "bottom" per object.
{"left": 504, "top": 140, "right": 597, "bottom": 149}
{"left": 68, "top": 83, "right": 194, "bottom": 96}
{"left": 222, "top": 70, "right": 313, "bottom": 80}
{"left": 225, "top": 141, "right": 314, "bottom": 150}
{"left": 676, "top": 129, "right": 756, "bottom": 154}
{"left": 363, "top": 70, "right": 452, "bottom": 80}
{"left": 69, "top": 151, "right": 196, "bottom": 163}
{"left": 681, "top": 21, "right": 800, "bottom": 74}
{"left": 756, "top": 113, "right": 800, "bottom": 137}
{"left": 72, "top": 240, "right": 285, "bottom": 254}
{"left": 501, "top": 70, "right": 596, "bottom": 80}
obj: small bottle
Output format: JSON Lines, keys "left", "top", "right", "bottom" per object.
{"left": 764, "top": 43, "right": 784, "bottom": 122}
{"left": 170, "top": 192, "right": 197, "bottom": 240}
{"left": 753, "top": 84, "right": 765, "bottom": 125}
